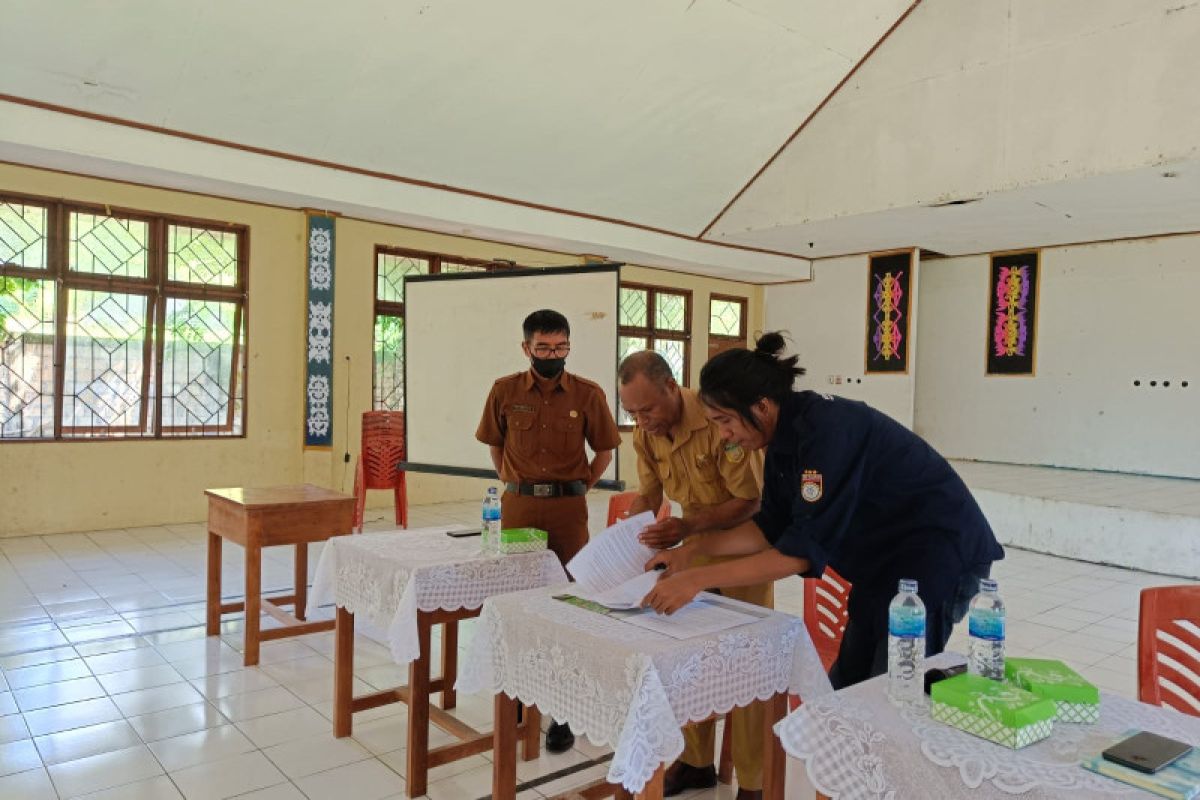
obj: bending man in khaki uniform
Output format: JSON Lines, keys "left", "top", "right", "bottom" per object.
{"left": 618, "top": 351, "right": 771, "bottom": 800}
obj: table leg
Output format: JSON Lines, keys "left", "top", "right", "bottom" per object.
{"left": 493, "top": 691, "right": 519, "bottom": 800}
{"left": 762, "top": 693, "right": 787, "bottom": 800}
{"left": 206, "top": 531, "right": 223, "bottom": 636}
{"left": 334, "top": 606, "right": 355, "bottom": 738}
{"left": 440, "top": 620, "right": 457, "bottom": 710}
{"left": 244, "top": 537, "right": 261, "bottom": 666}
{"left": 406, "top": 616, "right": 432, "bottom": 798}
{"left": 521, "top": 702, "right": 541, "bottom": 761}
{"left": 636, "top": 765, "right": 665, "bottom": 800}
{"left": 294, "top": 541, "right": 308, "bottom": 621}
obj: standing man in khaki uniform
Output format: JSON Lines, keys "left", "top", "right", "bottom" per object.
{"left": 618, "top": 351, "right": 771, "bottom": 800}
{"left": 476, "top": 308, "right": 622, "bottom": 753}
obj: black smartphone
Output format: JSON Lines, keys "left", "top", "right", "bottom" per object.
{"left": 1102, "top": 731, "right": 1194, "bottom": 774}
{"left": 445, "top": 529, "right": 481, "bottom": 538}
{"left": 923, "top": 664, "right": 967, "bottom": 695}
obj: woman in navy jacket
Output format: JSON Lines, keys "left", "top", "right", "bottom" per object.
{"left": 643, "top": 332, "right": 1004, "bottom": 688}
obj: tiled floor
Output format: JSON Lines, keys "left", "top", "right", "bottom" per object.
{"left": 1, "top": 489, "right": 1196, "bottom": 799}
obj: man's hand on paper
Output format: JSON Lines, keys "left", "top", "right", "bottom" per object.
{"left": 643, "top": 540, "right": 694, "bottom": 577}
{"left": 638, "top": 516, "right": 691, "bottom": 549}
{"left": 640, "top": 570, "right": 702, "bottom": 615}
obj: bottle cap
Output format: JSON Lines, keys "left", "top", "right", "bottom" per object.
{"left": 898, "top": 578, "right": 918, "bottom": 593}
{"left": 979, "top": 578, "right": 998, "bottom": 593}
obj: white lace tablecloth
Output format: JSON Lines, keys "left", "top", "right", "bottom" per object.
{"left": 307, "top": 527, "right": 568, "bottom": 665}
{"left": 777, "top": 653, "right": 1200, "bottom": 799}
{"left": 456, "top": 585, "right": 833, "bottom": 793}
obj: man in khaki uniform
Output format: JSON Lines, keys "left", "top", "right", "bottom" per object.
{"left": 477, "top": 308, "right": 622, "bottom": 752}
{"left": 618, "top": 351, "right": 771, "bottom": 800}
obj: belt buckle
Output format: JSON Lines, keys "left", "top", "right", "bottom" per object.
{"left": 532, "top": 483, "right": 554, "bottom": 497}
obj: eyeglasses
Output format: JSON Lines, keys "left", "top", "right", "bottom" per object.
{"left": 531, "top": 344, "right": 571, "bottom": 357}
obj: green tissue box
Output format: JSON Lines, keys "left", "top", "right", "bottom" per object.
{"left": 931, "top": 673, "right": 1056, "bottom": 749}
{"left": 1004, "top": 657, "right": 1100, "bottom": 724}
{"left": 497, "top": 527, "right": 548, "bottom": 554}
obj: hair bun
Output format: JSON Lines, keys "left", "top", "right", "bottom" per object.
{"left": 753, "top": 331, "right": 787, "bottom": 358}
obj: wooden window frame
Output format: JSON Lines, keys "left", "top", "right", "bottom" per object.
{"left": 617, "top": 281, "right": 693, "bottom": 429}
{"left": 0, "top": 191, "right": 249, "bottom": 442}
{"left": 371, "top": 246, "right": 511, "bottom": 411}
{"left": 707, "top": 293, "right": 749, "bottom": 362}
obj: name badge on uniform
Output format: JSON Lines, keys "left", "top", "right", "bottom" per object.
{"left": 801, "top": 470, "right": 823, "bottom": 502}
{"left": 723, "top": 442, "right": 745, "bottom": 463}
{"left": 510, "top": 403, "right": 535, "bottom": 413}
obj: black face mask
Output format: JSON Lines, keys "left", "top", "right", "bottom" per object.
{"left": 531, "top": 356, "right": 566, "bottom": 378}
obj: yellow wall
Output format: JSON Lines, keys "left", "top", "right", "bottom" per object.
{"left": 0, "top": 163, "right": 306, "bottom": 536}
{"left": 0, "top": 163, "right": 763, "bottom": 535}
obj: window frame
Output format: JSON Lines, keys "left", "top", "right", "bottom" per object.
{"left": 707, "top": 293, "right": 749, "bottom": 360}
{"left": 617, "top": 281, "right": 693, "bottom": 429}
{"left": 371, "top": 246, "right": 509, "bottom": 411}
{"left": 0, "top": 190, "right": 249, "bottom": 442}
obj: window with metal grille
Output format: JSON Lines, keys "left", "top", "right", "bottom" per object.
{"left": 708, "top": 294, "right": 748, "bottom": 361}
{"left": 617, "top": 282, "right": 691, "bottom": 426}
{"left": 372, "top": 247, "right": 496, "bottom": 411}
{"left": 0, "top": 194, "right": 247, "bottom": 440}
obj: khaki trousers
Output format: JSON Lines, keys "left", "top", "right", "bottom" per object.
{"left": 500, "top": 492, "right": 589, "bottom": 567}
{"left": 679, "top": 553, "right": 774, "bottom": 790}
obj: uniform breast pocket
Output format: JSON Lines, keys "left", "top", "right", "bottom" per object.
{"left": 690, "top": 454, "right": 721, "bottom": 484}
{"left": 506, "top": 412, "right": 536, "bottom": 450}
{"left": 553, "top": 416, "right": 584, "bottom": 452}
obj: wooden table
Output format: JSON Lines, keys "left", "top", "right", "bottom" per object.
{"left": 205, "top": 484, "right": 353, "bottom": 666}
{"left": 493, "top": 693, "right": 788, "bottom": 800}
{"left": 334, "top": 605, "right": 541, "bottom": 798}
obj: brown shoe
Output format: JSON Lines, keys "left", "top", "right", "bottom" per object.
{"left": 736, "top": 790, "right": 762, "bottom": 800}
{"left": 663, "top": 761, "right": 717, "bottom": 797}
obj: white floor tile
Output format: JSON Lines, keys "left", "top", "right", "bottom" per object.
{"left": 33, "top": 719, "right": 142, "bottom": 766}
{"left": 214, "top": 687, "right": 305, "bottom": 723}
{"left": 95, "top": 664, "right": 185, "bottom": 695}
{"left": 76, "top": 773, "right": 184, "bottom": 800}
{"left": 23, "top": 697, "right": 123, "bottom": 738}
{"left": 0, "top": 766, "right": 58, "bottom": 800}
{"left": 234, "top": 706, "right": 331, "bottom": 749}
{"left": 127, "top": 702, "right": 228, "bottom": 744}
{"left": 0, "top": 738, "right": 42, "bottom": 777}
{"left": 261, "top": 732, "right": 372, "bottom": 779}
{"left": 112, "top": 682, "right": 205, "bottom": 717}
{"left": 169, "top": 750, "right": 287, "bottom": 800}
{"left": 148, "top": 724, "right": 256, "bottom": 772}
{"left": 4, "top": 658, "right": 93, "bottom": 690}
{"left": 294, "top": 758, "right": 406, "bottom": 800}
{"left": 14, "top": 676, "right": 107, "bottom": 712}
{"left": 46, "top": 743, "right": 163, "bottom": 799}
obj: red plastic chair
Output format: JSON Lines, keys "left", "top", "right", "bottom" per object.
{"left": 352, "top": 411, "right": 408, "bottom": 532}
{"left": 718, "top": 569, "right": 852, "bottom": 782}
{"left": 1138, "top": 585, "right": 1200, "bottom": 717}
{"left": 606, "top": 490, "right": 671, "bottom": 526}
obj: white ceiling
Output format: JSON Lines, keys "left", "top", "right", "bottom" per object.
{"left": 0, "top": 0, "right": 910, "bottom": 233}
{"left": 1, "top": 0, "right": 1199, "bottom": 280}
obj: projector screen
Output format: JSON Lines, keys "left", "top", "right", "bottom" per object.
{"left": 404, "top": 265, "right": 621, "bottom": 485}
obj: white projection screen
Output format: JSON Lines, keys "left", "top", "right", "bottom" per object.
{"left": 404, "top": 265, "right": 622, "bottom": 486}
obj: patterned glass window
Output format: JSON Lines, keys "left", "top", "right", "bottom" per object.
{"left": 708, "top": 295, "right": 748, "bottom": 362}
{"left": 0, "top": 195, "right": 247, "bottom": 441}
{"left": 617, "top": 283, "right": 691, "bottom": 426}
{"left": 372, "top": 248, "right": 498, "bottom": 410}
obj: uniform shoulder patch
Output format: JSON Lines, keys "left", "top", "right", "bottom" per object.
{"left": 800, "top": 470, "right": 823, "bottom": 502}
{"left": 723, "top": 442, "right": 745, "bottom": 463}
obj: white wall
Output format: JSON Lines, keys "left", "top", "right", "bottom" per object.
{"left": 764, "top": 254, "right": 919, "bottom": 428}
{"left": 915, "top": 235, "right": 1200, "bottom": 479}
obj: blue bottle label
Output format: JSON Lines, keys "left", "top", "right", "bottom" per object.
{"left": 968, "top": 612, "right": 1005, "bottom": 641}
{"left": 888, "top": 610, "right": 925, "bottom": 638}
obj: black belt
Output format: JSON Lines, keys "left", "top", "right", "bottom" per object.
{"left": 505, "top": 480, "right": 587, "bottom": 498}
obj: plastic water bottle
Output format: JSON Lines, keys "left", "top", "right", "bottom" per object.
{"left": 968, "top": 578, "right": 1006, "bottom": 680}
{"left": 887, "top": 579, "right": 926, "bottom": 705}
{"left": 480, "top": 487, "right": 501, "bottom": 554}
